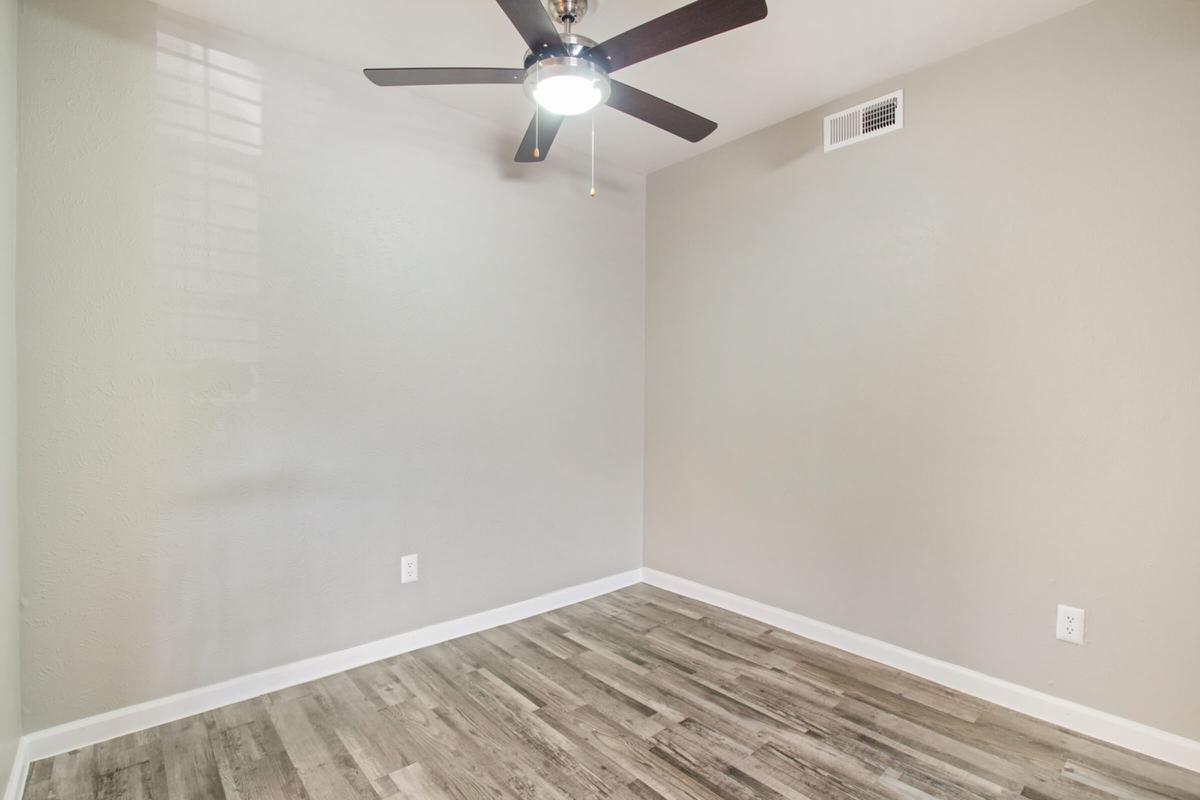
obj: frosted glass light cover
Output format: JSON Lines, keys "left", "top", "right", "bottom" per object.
{"left": 533, "top": 75, "right": 603, "bottom": 116}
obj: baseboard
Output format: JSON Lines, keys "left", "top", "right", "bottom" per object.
{"left": 641, "top": 568, "right": 1200, "bottom": 774}
{"left": 21, "top": 569, "right": 643, "bottom": 765}
{"left": 2, "top": 736, "right": 30, "bottom": 800}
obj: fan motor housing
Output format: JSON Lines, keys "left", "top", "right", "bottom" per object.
{"left": 523, "top": 33, "right": 603, "bottom": 68}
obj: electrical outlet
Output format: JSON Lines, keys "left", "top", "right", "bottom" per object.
{"left": 401, "top": 553, "right": 419, "bottom": 584}
{"left": 1056, "top": 604, "right": 1085, "bottom": 644}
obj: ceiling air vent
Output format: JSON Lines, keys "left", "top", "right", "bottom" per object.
{"left": 824, "top": 90, "right": 903, "bottom": 153}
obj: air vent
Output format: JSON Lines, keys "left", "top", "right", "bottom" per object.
{"left": 824, "top": 90, "right": 903, "bottom": 152}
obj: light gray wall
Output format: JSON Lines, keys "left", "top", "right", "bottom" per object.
{"left": 645, "top": 0, "right": 1200, "bottom": 740}
{"left": 18, "top": 0, "right": 644, "bottom": 730}
{"left": 1, "top": 0, "right": 21, "bottom": 787}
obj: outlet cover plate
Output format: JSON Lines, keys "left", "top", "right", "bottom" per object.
{"left": 401, "top": 554, "right": 419, "bottom": 584}
{"left": 1056, "top": 604, "right": 1085, "bottom": 644}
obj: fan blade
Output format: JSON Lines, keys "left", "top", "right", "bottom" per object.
{"left": 589, "top": 0, "right": 767, "bottom": 73}
{"left": 495, "top": 0, "right": 565, "bottom": 56}
{"left": 606, "top": 80, "right": 717, "bottom": 142}
{"left": 514, "top": 111, "right": 564, "bottom": 162}
{"left": 364, "top": 67, "right": 525, "bottom": 87}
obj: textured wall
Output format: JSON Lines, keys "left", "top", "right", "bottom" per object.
{"left": 19, "top": 0, "right": 644, "bottom": 730}
{"left": 1, "top": 0, "right": 21, "bottom": 787}
{"left": 645, "top": 0, "right": 1200, "bottom": 739}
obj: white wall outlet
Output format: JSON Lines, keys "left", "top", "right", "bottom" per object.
{"left": 1056, "top": 604, "right": 1085, "bottom": 644}
{"left": 401, "top": 553, "right": 419, "bottom": 584}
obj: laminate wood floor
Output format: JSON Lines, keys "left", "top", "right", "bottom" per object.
{"left": 22, "top": 584, "right": 1200, "bottom": 800}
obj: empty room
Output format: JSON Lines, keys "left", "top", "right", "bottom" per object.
{"left": 2, "top": 0, "right": 1199, "bottom": 798}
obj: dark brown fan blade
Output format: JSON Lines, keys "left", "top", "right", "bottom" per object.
{"left": 606, "top": 80, "right": 717, "bottom": 142}
{"left": 514, "top": 111, "right": 564, "bottom": 162}
{"left": 364, "top": 68, "right": 525, "bottom": 87}
{"left": 495, "top": 0, "right": 565, "bottom": 56}
{"left": 589, "top": 0, "right": 767, "bottom": 73}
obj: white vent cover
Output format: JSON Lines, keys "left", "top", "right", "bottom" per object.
{"left": 824, "top": 90, "right": 903, "bottom": 152}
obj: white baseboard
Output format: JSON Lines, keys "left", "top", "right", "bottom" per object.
{"left": 20, "top": 569, "right": 643, "bottom": 766}
{"left": 641, "top": 568, "right": 1200, "bottom": 774}
{"left": 2, "top": 736, "right": 29, "bottom": 800}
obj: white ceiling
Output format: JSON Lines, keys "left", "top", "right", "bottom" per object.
{"left": 150, "top": 0, "right": 1093, "bottom": 175}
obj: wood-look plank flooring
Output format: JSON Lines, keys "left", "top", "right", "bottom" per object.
{"left": 22, "top": 584, "right": 1200, "bottom": 800}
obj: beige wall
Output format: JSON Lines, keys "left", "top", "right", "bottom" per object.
{"left": 1, "top": 0, "right": 20, "bottom": 787}
{"left": 18, "top": 0, "right": 644, "bottom": 730}
{"left": 645, "top": 0, "right": 1200, "bottom": 740}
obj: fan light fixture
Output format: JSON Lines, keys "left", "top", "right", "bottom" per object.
{"left": 524, "top": 56, "right": 611, "bottom": 116}
{"left": 363, "top": 0, "right": 770, "bottom": 166}
{"left": 535, "top": 75, "right": 601, "bottom": 115}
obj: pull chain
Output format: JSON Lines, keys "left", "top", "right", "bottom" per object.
{"left": 590, "top": 109, "right": 596, "bottom": 197}
{"left": 533, "top": 60, "right": 541, "bottom": 159}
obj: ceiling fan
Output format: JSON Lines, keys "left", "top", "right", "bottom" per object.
{"left": 364, "top": 0, "right": 769, "bottom": 164}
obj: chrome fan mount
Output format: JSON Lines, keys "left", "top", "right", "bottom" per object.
{"left": 364, "top": 0, "right": 768, "bottom": 163}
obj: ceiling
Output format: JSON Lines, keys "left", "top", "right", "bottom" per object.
{"left": 150, "top": 0, "right": 1093, "bottom": 175}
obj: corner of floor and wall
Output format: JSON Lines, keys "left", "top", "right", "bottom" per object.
{"left": 5, "top": 0, "right": 1200, "bottom": 796}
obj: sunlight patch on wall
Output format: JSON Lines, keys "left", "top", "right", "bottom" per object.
{"left": 154, "top": 25, "right": 262, "bottom": 409}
